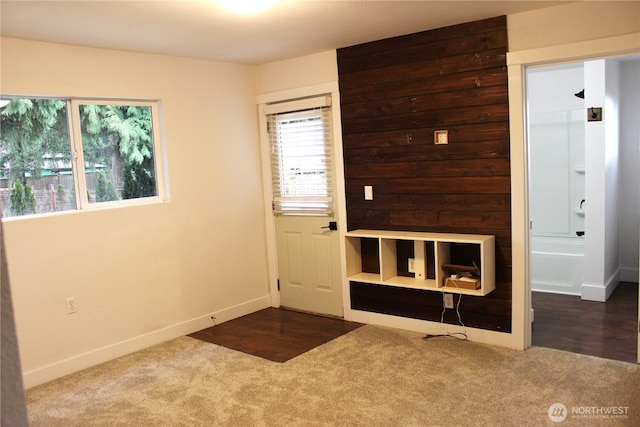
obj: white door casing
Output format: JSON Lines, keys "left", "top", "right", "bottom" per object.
{"left": 257, "top": 84, "right": 348, "bottom": 318}
{"left": 507, "top": 33, "right": 640, "bottom": 361}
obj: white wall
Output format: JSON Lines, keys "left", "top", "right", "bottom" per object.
{"left": 604, "top": 59, "right": 622, "bottom": 288}
{"left": 254, "top": 50, "right": 338, "bottom": 95}
{"left": 619, "top": 58, "right": 640, "bottom": 281}
{"left": 527, "top": 64, "right": 585, "bottom": 240}
{"left": 527, "top": 64, "right": 586, "bottom": 296}
{"left": 508, "top": 1, "right": 640, "bottom": 52}
{"left": 582, "top": 59, "right": 622, "bottom": 301}
{"left": 527, "top": 57, "right": 639, "bottom": 298}
{"left": 527, "top": 64, "right": 585, "bottom": 113}
{"left": 1, "top": 38, "right": 271, "bottom": 387}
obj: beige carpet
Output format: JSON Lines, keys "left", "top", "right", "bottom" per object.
{"left": 27, "top": 325, "right": 640, "bottom": 426}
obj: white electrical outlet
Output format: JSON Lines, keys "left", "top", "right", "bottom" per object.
{"left": 408, "top": 258, "right": 415, "bottom": 273}
{"left": 66, "top": 297, "right": 77, "bottom": 314}
{"left": 444, "top": 294, "right": 454, "bottom": 309}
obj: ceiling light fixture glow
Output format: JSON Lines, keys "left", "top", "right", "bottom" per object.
{"left": 217, "top": 0, "right": 276, "bottom": 15}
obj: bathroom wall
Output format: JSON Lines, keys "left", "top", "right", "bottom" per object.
{"left": 618, "top": 58, "right": 640, "bottom": 282}
{"left": 528, "top": 57, "right": 639, "bottom": 298}
{"left": 527, "top": 63, "right": 586, "bottom": 295}
{"left": 528, "top": 63, "right": 586, "bottom": 241}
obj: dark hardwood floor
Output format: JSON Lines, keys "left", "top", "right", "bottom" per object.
{"left": 188, "top": 308, "right": 363, "bottom": 362}
{"left": 189, "top": 285, "right": 638, "bottom": 364}
{"left": 532, "top": 281, "right": 638, "bottom": 363}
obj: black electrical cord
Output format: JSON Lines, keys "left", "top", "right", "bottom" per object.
{"left": 423, "top": 332, "right": 468, "bottom": 341}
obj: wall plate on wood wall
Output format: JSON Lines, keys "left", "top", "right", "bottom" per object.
{"left": 434, "top": 130, "right": 448, "bottom": 144}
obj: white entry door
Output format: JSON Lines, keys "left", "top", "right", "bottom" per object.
{"left": 276, "top": 216, "right": 343, "bottom": 316}
{"left": 264, "top": 94, "right": 344, "bottom": 317}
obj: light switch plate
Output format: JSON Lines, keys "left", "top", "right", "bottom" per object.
{"left": 364, "top": 185, "right": 373, "bottom": 200}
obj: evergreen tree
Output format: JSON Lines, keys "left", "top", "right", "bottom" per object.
{"left": 95, "top": 171, "right": 119, "bottom": 202}
{"left": 1, "top": 99, "right": 156, "bottom": 214}
{"left": 23, "top": 184, "right": 36, "bottom": 214}
{"left": 80, "top": 105, "right": 155, "bottom": 195}
{"left": 56, "top": 184, "right": 66, "bottom": 211}
{"left": 122, "top": 158, "right": 156, "bottom": 199}
{"left": 0, "top": 98, "right": 68, "bottom": 183}
{"left": 9, "top": 179, "right": 24, "bottom": 215}
{"left": 10, "top": 179, "right": 36, "bottom": 216}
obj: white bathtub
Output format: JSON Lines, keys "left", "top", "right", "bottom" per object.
{"left": 530, "top": 236, "right": 584, "bottom": 295}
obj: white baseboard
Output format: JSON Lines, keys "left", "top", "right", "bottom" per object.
{"left": 23, "top": 295, "right": 271, "bottom": 389}
{"left": 349, "top": 310, "right": 517, "bottom": 349}
{"left": 581, "top": 269, "right": 621, "bottom": 302}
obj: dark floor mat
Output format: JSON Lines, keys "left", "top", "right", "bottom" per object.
{"left": 188, "top": 307, "right": 363, "bottom": 362}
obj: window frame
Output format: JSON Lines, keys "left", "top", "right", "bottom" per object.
{"left": 0, "top": 96, "right": 168, "bottom": 219}
{"left": 69, "top": 99, "right": 166, "bottom": 211}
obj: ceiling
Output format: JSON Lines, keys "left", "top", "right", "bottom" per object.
{"left": 0, "top": 1, "right": 570, "bottom": 65}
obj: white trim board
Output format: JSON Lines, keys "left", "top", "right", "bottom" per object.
{"left": 581, "top": 269, "right": 621, "bottom": 302}
{"left": 350, "top": 310, "right": 515, "bottom": 349}
{"left": 256, "top": 82, "right": 348, "bottom": 317}
{"left": 507, "top": 32, "right": 640, "bottom": 352}
{"left": 256, "top": 82, "right": 339, "bottom": 105}
{"left": 23, "top": 295, "right": 271, "bottom": 388}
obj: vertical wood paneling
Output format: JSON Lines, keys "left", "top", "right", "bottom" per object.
{"left": 338, "top": 16, "right": 512, "bottom": 333}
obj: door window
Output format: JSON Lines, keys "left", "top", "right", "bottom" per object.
{"left": 267, "top": 96, "right": 333, "bottom": 216}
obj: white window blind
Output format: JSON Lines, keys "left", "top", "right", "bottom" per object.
{"left": 267, "top": 96, "right": 333, "bottom": 216}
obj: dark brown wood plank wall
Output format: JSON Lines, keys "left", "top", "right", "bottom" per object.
{"left": 338, "top": 16, "right": 512, "bottom": 332}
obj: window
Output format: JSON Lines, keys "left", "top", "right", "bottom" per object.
{"left": 0, "top": 97, "right": 165, "bottom": 218}
{"left": 266, "top": 95, "right": 333, "bottom": 215}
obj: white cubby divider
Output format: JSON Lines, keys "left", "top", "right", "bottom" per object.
{"left": 345, "top": 229, "right": 495, "bottom": 296}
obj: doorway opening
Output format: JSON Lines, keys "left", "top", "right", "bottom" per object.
{"left": 526, "top": 56, "right": 640, "bottom": 362}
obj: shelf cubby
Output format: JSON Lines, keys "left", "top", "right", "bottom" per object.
{"left": 345, "top": 229, "right": 495, "bottom": 296}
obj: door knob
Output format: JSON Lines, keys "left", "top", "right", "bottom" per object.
{"left": 321, "top": 221, "right": 337, "bottom": 231}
